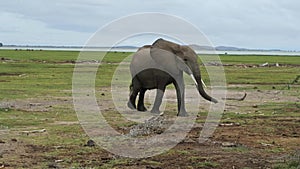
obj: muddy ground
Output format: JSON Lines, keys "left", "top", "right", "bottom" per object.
{"left": 0, "top": 85, "right": 300, "bottom": 169}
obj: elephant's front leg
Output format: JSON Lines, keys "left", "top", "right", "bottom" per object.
{"left": 174, "top": 78, "right": 188, "bottom": 116}
{"left": 150, "top": 87, "right": 166, "bottom": 114}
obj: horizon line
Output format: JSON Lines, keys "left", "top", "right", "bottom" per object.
{"left": 1, "top": 44, "right": 299, "bottom": 52}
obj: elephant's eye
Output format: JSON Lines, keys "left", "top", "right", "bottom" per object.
{"left": 183, "top": 59, "right": 188, "bottom": 62}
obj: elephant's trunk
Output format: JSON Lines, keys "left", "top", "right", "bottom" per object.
{"left": 193, "top": 67, "right": 218, "bottom": 103}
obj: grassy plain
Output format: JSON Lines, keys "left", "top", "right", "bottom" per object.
{"left": 0, "top": 49, "right": 299, "bottom": 168}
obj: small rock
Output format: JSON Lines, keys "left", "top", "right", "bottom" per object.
{"left": 260, "top": 62, "right": 269, "bottom": 67}
{"left": 252, "top": 104, "right": 258, "bottom": 108}
{"left": 261, "top": 143, "right": 273, "bottom": 147}
{"left": 146, "top": 166, "right": 162, "bottom": 169}
{"left": 222, "top": 142, "right": 237, "bottom": 147}
{"left": 29, "top": 103, "right": 41, "bottom": 106}
{"left": 53, "top": 146, "right": 64, "bottom": 149}
{"left": 54, "top": 160, "right": 64, "bottom": 163}
{"left": 48, "top": 163, "right": 59, "bottom": 169}
{"left": 219, "top": 123, "right": 241, "bottom": 127}
{"left": 184, "top": 138, "right": 196, "bottom": 143}
{"left": 85, "top": 139, "right": 96, "bottom": 147}
{"left": 11, "top": 138, "right": 17, "bottom": 142}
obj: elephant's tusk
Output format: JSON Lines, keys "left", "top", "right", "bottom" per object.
{"left": 190, "top": 74, "right": 198, "bottom": 86}
{"left": 201, "top": 79, "right": 207, "bottom": 88}
{"left": 190, "top": 75, "right": 207, "bottom": 88}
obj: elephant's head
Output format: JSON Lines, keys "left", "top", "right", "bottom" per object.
{"left": 150, "top": 38, "right": 218, "bottom": 103}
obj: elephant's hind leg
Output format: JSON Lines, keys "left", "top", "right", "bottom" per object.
{"left": 128, "top": 91, "right": 137, "bottom": 110}
{"left": 128, "top": 79, "right": 141, "bottom": 110}
{"left": 137, "top": 88, "right": 147, "bottom": 111}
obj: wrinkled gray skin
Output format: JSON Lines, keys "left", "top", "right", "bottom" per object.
{"left": 127, "top": 38, "right": 217, "bottom": 116}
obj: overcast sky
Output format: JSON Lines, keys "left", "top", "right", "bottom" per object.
{"left": 0, "top": 0, "right": 299, "bottom": 50}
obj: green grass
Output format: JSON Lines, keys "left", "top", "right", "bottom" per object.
{"left": 0, "top": 108, "right": 52, "bottom": 128}
{"left": 0, "top": 63, "right": 74, "bottom": 99}
{"left": 273, "top": 160, "right": 300, "bottom": 169}
{"left": 196, "top": 161, "right": 220, "bottom": 168}
{"left": 0, "top": 49, "right": 79, "bottom": 62}
{"left": 0, "top": 51, "right": 130, "bottom": 99}
{"left": 2, "top": 50, "right": 299, "bottom": 99}
{"left": 219, "top": 54, "right": 300, "bottom": 65}
{"left": 198, "top": 54, "right": 300, "bottom": 86}
{"left": 224, "top": 66, "right": 299, "bottom": 84}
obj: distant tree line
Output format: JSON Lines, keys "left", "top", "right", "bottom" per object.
{"left": 0, "top": 43, "right": 3, "bottom": 47}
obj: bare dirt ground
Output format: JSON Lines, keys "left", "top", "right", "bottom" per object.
{"left": 0, "top": 85, "right": 300, "bottom": 168}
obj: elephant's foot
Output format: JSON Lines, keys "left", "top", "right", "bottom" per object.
{"left": 150, "top": 109, "right": 161, "bottom": 114}
{"left": 137, "top": 105, "right": 147, "bottom": 112}
{"left": 127, "top": 101, "right": 136, "bottom": 110}
{"left": 177, "top": 111, "right": 188, "bottom": 117}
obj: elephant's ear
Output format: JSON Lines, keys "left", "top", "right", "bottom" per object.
{"left": 150, "top": 47, "right": 181, "bottom": 75}
{"left": 151, "top": 38, "right": 194, "bottom": 75}
{"left": 175, "top": 57, "right": 199, "bottom": 86}
{"left": 150, "top": 46, "right": 193, "bottom": 76}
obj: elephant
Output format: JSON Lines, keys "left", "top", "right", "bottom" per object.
{"left": 127, "top": 38, "right": 218, "bottom": 116}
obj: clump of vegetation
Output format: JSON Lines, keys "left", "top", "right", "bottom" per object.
{"left": 273, "top": 151, "right": 300, "bottom": 169}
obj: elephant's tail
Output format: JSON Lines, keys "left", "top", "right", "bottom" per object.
{"left": 129, "top": 83, "right": 133, "bottom": 96}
